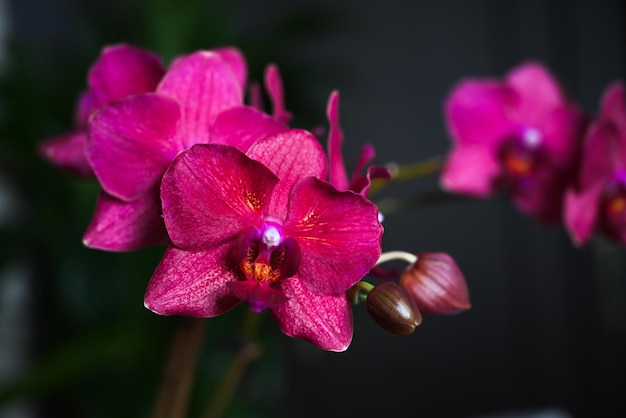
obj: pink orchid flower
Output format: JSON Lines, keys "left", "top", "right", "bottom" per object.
{"left": 38, "top": 44, "right": 165, "bottom": 177}
{"left": 84, "top": 48, "right": 287, "bottom": 251}
{"left": 565, "top": 82, "right": 626, "bottom": 246}
{"left": 441, "top": 62, "right": 588, "bottom": 223}
{"left": 144, "top": 131, "right": 383, "bottom": 351}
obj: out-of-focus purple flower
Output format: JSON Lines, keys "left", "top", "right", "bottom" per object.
{"left": 398, "top": 252, "right": 470, "bottom": 315}
{"left": 442, "top": 62, "right": 588, "bottom": 223}
{"left": 565, "top": 82, "right": 626, "bottom": 246}
{"left": 38, "top": 44, "right": 165, "bottom": 177}
{"left": 84, "top": 48, "right": 287, "bottom": 251}
{"left": 326, "top": 90, "right": 390, "bottom": 196}
{"left": 144, "top": 131, "right": 383, "bottom": 351}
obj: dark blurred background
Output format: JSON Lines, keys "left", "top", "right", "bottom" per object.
{"left": 0, "top": 0, "right": 625, "bottom": 417}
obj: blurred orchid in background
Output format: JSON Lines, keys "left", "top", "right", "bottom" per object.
{"left": 565, "top": 82, "right": 626, "bottom": 246}
{"left": 441, "top": 62, "right": 588, "bottom": 223}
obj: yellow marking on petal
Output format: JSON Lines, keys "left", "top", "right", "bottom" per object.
{"left": 245, "top": 191, "right": 262, "bottom": 211}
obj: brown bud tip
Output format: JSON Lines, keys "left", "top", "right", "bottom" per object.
{"left": 365, "top": 281, "right": 422, "bottom": 335}
{"left": 399, "top": 252, "right": 470, "bottom": 315}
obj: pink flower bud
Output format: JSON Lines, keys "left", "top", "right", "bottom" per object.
{"left": 365, "top": 282, "right": 422, "bottom": 335}
{"left": 399, "top": 252, "right": 470, "bottom": 315}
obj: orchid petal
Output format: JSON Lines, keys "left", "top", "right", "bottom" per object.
{"left": 444, "top": 79, "right": 515, "bottom": 147}
{"left": 600, "top": 82, "right": 626, "bottom": 132}
{"left": 157, "top": 51, "right": 243, "bottom": 148}
{"left": 83, "top": 190, "right": 168, "bottom": 251}
{"left": 264, "top": 63, "right": 292, "bottom": 124}
{"left": 144, "top": 244, "right": 241, "bottom": 317}
{"left": 564, "top": 183, "right": 603, "bottom": 246}
{"left": 506, "top": 62, "right": 566, "bottom": 125}
{"left": 87, "top": 93, "right": 182, "bottom": 201}
{"left": 161, "top": 144, "right": 278, "bottom": 250}
{"left": 211, "top": 106, "right": 287, "bottom": 152}
{"left": 247, "top": 81, "right": 264, "bottom": 111}
{"left": 326, "top": 90, "right": 349, "bottom": 190}
{"left": 351, "top": 165, "right": 392, "bottom": 196}
{"left": 351, "top": 143, "right": 376, "bottom": 185}
{"left": 246, "top": 129, "right": 328, "bottom": 220}
{"left": 75, "top": 90, "right": 96, "bottom": 126}
{"left": 270, "top": 277, "right": 353, "bottom": 352}
{"left": 284, "top": 177, "right": 382, "bottom": 295}
{"left": 579, "top": 122, "right": 624, "bottom": 190}
{"left": 441, "top": 145, "right": 500, "bottom": 197}
{"left": 213, "top": 47, "right": 247, "bottom": 89}
{"left": 539, "top": 106, "right": 587, "bottom": 171}
{"left": 88, "top": 44, "right": 164, "bottom": 106}
{"left": 510, "top": 166, "right": 567, "bottom": 223}
{"left": 38, "top": 131, "right": 93, "bottom": 178}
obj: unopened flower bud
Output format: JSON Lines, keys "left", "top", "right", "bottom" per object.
{"left": 365, "top": 281, "right": 422, "bottom": 335}
{"left": 399, "top": 252, "right": 470, "bottom": 315}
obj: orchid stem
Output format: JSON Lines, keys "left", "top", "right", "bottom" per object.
{"left": 348, "top": 280, "right": 375, "bottom": 304}
{"left": 389, "top": 155, "right": 445, "bottom": 181}
{"left": 376, "top": 251, "right": 418, "bottom": 266}
{"left": 151, "top": 317, "right": 207, "bottom": 418}
{"left": 374, "top": 189, "right": 466, "bottom": 215}
{"left": 368, "top": 155, "right": 445, "bottom": 196}
{"left": 201, "top": 310, "right": 264, "bottom": 418}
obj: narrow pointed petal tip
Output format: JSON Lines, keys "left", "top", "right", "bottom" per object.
{"left": 326, "top": 90, "right": 349, "bottom": 191}
{"left": 264, "top": 63, "right": 292, "bottom": 125}
{"left": 399, "top": 252, "right": 470, "bottom": 315}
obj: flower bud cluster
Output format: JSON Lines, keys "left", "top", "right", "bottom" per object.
{"left": 352, "top": 251, "right": 470, "bottom": 335}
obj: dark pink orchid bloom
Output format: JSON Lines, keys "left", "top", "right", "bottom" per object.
{"left": 565, "top": 82, "right": 626, "bottom": 246}
{"left": 144, "top": 131, "right": 383, "bottom": 351}
{"left": 441, "top": 62, "right": 588, "bottom": 223}
{"left": 84, "top": 48, "right": 287, "bottom": 251}
{"left": 38, "top": 44, "right": 165, "bottom": 177}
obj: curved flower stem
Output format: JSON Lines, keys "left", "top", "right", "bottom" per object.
{"left": 376, "top": 251, "right": 418, "bottom": 266}
{"left": 348, "top": 280, "right": 375, "bottom": 304}
{"left": 151, "top": 317, "right": 207, "bottom": 418}
{"left": 368, "top": 155, "right": 445, "bottom": 196}
{"left": 201, "top": 310, "right": 264, "bottom": 418}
